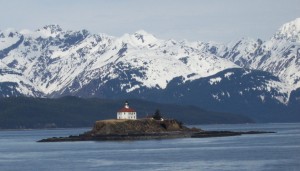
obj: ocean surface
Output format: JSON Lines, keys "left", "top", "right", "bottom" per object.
{"left": 0, "top": 123, "right": 299, "bottom": 171}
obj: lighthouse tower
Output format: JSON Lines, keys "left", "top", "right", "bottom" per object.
{"left": 117, "top": 101, "right": 137, "bottom": 120}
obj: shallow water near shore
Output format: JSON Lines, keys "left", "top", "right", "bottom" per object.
{"left": 0, "top": 123, "right": 299, "bottom": 171}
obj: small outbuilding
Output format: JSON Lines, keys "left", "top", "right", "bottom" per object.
{"left": 117, "top": 101, "right": 137, "bottom": 120}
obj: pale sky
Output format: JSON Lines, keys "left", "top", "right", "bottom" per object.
{"left": 0, "top": 0, "right": 300, "bottom": 43}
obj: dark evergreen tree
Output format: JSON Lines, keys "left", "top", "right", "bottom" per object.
{"left": 153, "top": 109, "right": 162, "bottom": 120}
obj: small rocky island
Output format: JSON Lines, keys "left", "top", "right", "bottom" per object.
{"left": 38, "top": 119, "right": 198, "bottom": 142}
{"left": 38, "top": 102, "right": 274, "bottom": 142}
{"left": 38, "top": 119, "right": 274, "bottom": 142}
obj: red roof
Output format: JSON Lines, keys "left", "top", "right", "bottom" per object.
{"left": 118, "top": 107, "right": 136, "bottom": 113}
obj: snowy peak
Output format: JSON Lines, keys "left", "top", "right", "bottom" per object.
{"left": 39, "top": 24, "right": 63, "bottom": 33}
{"left": 36, "top": 24, "right": 63, "bottom": 38}
{"left": 0, "top": 29, "right": 19, "bottom": 38}
{"left": 134, "top": 30, "right": 158, "bottom": 43}
{"left": 119, "top": 30, "right": 159, "bottom": 46}
{"left": 273, "top": 18, "right": 300, "bottom": 41}
{"left": 0, "top": 30, "right": 23, "bottom": 50}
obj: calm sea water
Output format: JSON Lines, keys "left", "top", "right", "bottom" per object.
{"left": 0, "top": 123, "right": 299, "bottom": 171}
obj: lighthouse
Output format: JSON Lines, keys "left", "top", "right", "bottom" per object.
{"left": 117, "top": 101, "right": 137, "bottom": 120}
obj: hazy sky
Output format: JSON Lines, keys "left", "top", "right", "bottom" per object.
{"left": 0, "top": 0, "right": 299, "bottom": 43}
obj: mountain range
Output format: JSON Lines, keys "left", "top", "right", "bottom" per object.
{"left": 1, "top": 18, "right": 300, "bottom": 122}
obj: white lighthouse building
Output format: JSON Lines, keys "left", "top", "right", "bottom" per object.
{"left": 117, "top": 101, "right": 137, "bottom": 120}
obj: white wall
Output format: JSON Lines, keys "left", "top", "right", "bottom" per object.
{"left": 117, "top": 112, "right": 137, "bottom": 120}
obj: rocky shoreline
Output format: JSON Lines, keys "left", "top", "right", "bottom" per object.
{"left": 191, "top": 130, "right": 275, "bottom": 138}
{"left": 37, "top": 119, "right": 275, "bottom": 142}
{"left": 37, "top": 130, "right": 275, "bottom": 142}
{"left": 37, "top": 131, "right": 193, "bottom": 142}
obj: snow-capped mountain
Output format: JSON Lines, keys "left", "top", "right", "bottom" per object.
{"left": 0, "top": 19, "right": 300, "bottom": 122}
{"left": 273, "top": 18, "right": 300, "bottom": 41}
{"left": 210, "top": 18, "right": 300, "bottom": 92}
{"left": 152, "top": 68, "right": 295, "bottom": 122}
{"left": 0, "top": 24, "right": 238, "bottom": 97}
